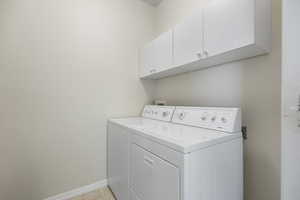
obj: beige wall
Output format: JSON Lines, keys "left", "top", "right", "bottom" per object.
{"left": 153, "top": 0, "right": 281, "bottom": 200}
{"left": 0, "top": 0, "right": 155, "bottom": 199}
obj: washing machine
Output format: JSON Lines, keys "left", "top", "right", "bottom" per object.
{"left": 107, "top": 105, "right": 243, "bottom": 200}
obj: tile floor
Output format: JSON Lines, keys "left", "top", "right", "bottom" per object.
{"left": 68, "top": 187, "right": 115, "bottom": 200}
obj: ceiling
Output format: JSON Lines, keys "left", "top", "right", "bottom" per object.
{"left": 141, "top": 0, "right": 163, "bottom": 7}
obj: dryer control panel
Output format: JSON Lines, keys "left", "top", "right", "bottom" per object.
{"left": 142, "top": 105, "right": 175, "bottom": 122}
{"left": 172, "top": 107, "right": 242, "bottom": 133}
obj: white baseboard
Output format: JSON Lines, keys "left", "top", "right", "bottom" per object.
{"left": 44, "top": 179, "right": 107, "bottom": 200}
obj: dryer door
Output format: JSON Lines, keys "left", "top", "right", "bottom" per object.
{"left": 130, "top": 144, "right": 180, "bottom": 200}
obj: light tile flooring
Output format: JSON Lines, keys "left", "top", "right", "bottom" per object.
{"left": 68, "top": 187, "right": 115, "bottom": 200}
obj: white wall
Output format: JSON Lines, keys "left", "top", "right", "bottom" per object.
{"left": 152, "top": 0, "right": 281, "bottom": 200}
{"left": 0, "top": 0, "right": 155, "bottom": 199}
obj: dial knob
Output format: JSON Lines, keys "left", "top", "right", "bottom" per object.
{"left": 201, "top": 112, "right": 209, "bottom": 121}
{"left": 178, "top": 112, "right": 185, "bottom": 120}
{"left": 211, "top": 116, "right": 216, "bottom": 122}
{"left": 221, "top": 117, "right": 227, "bottom": 123}
{"left": 162, "top": 111, "right": 169, "bottom": 117}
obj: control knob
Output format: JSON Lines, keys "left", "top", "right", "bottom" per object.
{"left": 221, "top": 117, "right": 227, "bottom": 123}
{"left": 201, "top": 112, "right": 209, "bottom": 121}
{"left": 211, "top": 116, "right": 216, "bottom": 122}
{"left": 162, "top": 111, "right": 170, "bottom": 117}
{"left": 178, "top": 112, "right": 185, "bottom": 120}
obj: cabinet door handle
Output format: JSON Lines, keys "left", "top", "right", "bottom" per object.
{"left": 288, "top": 95, "right": 300, "bottom": 128}
{"left": 197, "top": 52, "right": 203, "bottom": 59}
{"left": 204, "top": 51, "right": 209, "bottom": 56}
{"left": 298, "top": 95, "right": 300, "bottom": 111}
{"left": 297, "top": 95, "right": 300, "bottom": 128}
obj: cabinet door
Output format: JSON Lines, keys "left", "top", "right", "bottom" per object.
{"left": 174, "top": 11, "right": 204, "bottom": 67}
{"left": 140, "top": 30, "right": 173, "bottom": 77}
{"left": 154, "top": 30, "right": 173, "bottom": 71}
{"left": 140, "top": 41, "right": 156, "bottom": 77}
{"left": 203, "top": 0, "right": 255, "bottom": 57}
{"left": 130, "top": 144, "right": 180, "bottom": 200}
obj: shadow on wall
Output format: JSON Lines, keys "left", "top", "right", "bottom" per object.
{"left": 153, "top": 61, "right": 244, "bottom": 107}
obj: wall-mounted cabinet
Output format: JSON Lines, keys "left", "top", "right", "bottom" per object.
{"left": 173, "top": 11, "right": 204, "bottom": 67}
{"left": 140, "top": 30, "right": 173, "bottom": 77}
{"left": 204, "top": 0, "right": 256, "bottom": 57}
{"left": 140, "top": 0, "right": 271, "bottom": 79}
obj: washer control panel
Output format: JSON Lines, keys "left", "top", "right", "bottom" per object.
{"left": 172, "top": 107, "right": 241, "bottom": 133}
{"left": 142, "top": 105, "right": 175, "bottom": 122}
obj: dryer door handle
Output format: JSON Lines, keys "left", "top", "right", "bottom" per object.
{"left": 144, "top": 156, "right": 154, "bottom": 166}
